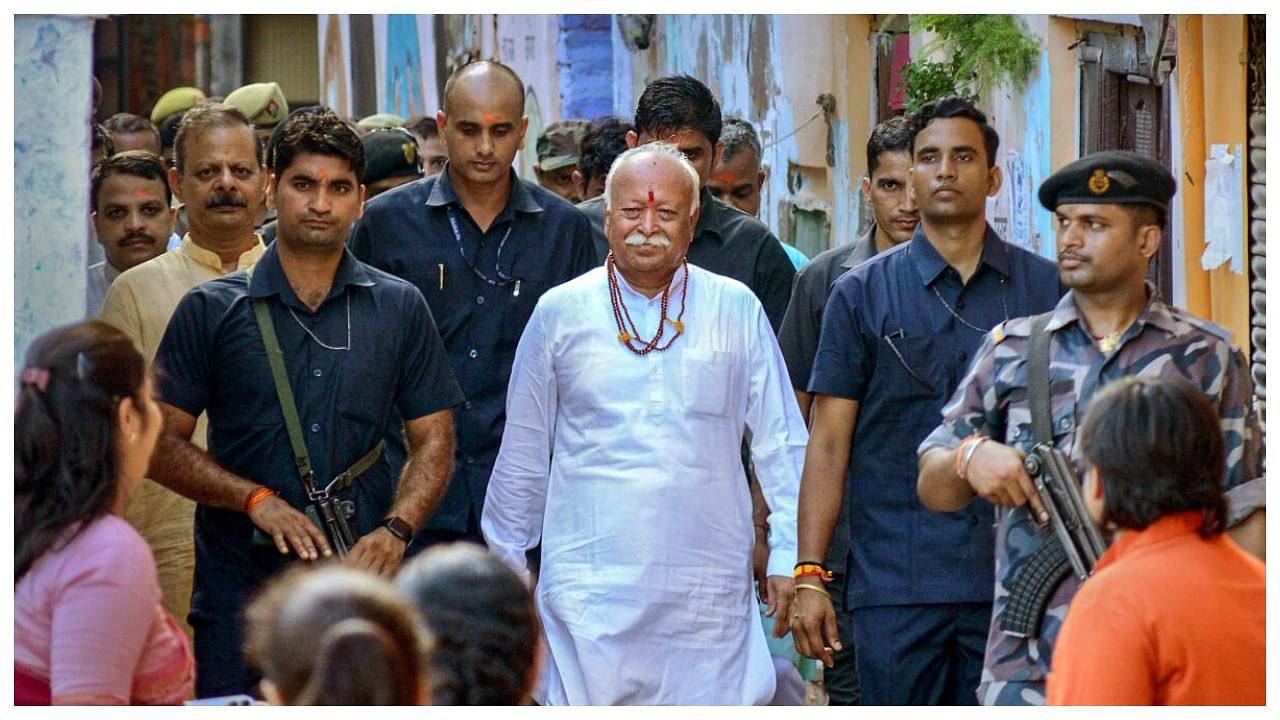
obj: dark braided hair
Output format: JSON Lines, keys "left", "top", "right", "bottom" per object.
{"left": 15, "top": 321, "right": 148, "bottom": 582}
{"left": 396, "top": 543, "right": 540, "bottom": 705}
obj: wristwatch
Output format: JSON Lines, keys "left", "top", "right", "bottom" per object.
{"left": 381, "top": 516, "right": 414, "bottom": 544}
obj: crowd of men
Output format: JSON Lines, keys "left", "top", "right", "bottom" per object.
{"left": 74, "top": 60, "right": 1265, "bottom": 706}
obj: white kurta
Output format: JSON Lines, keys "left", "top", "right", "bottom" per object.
{"left": 482, "top": 263, "right": 807, "bottom": 706}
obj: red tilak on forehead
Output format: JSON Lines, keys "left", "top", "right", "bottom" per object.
{"left": 714, "top": 173, "right": 737, "bottom": 184}
{"left": 131, "top": 188, "right": 151, "bottom": 197}
{"left": 648, "top": 189, "right": 655, "bottom": 204}
{"left": 482, "top": 111, "right": 503, "bottom": 124}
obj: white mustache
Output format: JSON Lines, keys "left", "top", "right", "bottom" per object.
{"left": 623, "top": 231, "right": 672, "bottom": 247}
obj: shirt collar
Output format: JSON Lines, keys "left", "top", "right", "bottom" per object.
{"left": 693, "top": 186, "right": 722, "bottom": 241}
{"left": 1045, "top": 282, "right": 1165, "bottom": 335}
{"left": 910, "top": 223, "right": 1011, "bottom": 286}
{"left": 247, "top": 242, "right": 375, "bottom": 306}
{"left": 180, "top": 234, "right": 266, "bottom": 273}
{"left": 611, "top": 259, "right": 689, "bottom": 306}
{"left": 1093, "top": 511, "right": 1208, "bottom": 574}
{"left": 426, "top": 165, "right": 544, "bottom": 217}
{"left": 842, "top": 225, "right": 880, "bottom": 269}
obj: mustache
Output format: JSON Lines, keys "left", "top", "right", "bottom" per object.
{"left": 118, "top": 231, "right": 157, "bottom": 246}
{"left": 205, "top": 192, "right": 248, "bottom": 209}
{"left": 623, "top": 230, "right": 672, "bottom": 247}
{"left": 1058, "top": 250, "right": 1087, "bottom": 262}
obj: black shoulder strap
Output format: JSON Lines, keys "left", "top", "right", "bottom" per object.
{"left": 1027, "top": 311, "right": 1055, "bottom": 445}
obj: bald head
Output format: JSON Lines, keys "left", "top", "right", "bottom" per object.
{"left": 442, "top": 61, "right": 525, "bottom": 115}
{"left": 605, "top": 143, "right": 701, "bottom": 215}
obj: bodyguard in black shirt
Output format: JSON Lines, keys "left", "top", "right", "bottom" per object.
{"left": 577, "top": 75, "right": 796, "bottom": 332}
{"left": 350, "top": 60, "right": 597, "bottom": 546}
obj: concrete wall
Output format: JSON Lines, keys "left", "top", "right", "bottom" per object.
{"left": 14, "top": 15, "right": 96, "bottom": 372}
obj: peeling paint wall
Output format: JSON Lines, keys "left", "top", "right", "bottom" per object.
{"left": 557, "top": 15, "right": 613, "bottom": 121}
{"left": 14, "top": 15, "right": 96, "bottom": 371}
{"left": 616, "top": 15, "right": 870, "bottom": 250}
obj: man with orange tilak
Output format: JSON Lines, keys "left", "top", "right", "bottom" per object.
{"left": 351, "top": 60, "right": 597, "bottom": 549}
{"left": 483, "top": 143, "right": 807, "bottom": 704}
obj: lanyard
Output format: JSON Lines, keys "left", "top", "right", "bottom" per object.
{"left": 445, "top": 207, "right": 521, "bottom": 296}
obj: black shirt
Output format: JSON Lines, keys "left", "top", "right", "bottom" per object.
{"left": 350, "top": 167, "right": 597, "bottom": 533}
{"left": 778, "top": 225, "right": 880, "bottom": 392}
{"left": 578, "top": 187, "right": 796, "bottom": 332}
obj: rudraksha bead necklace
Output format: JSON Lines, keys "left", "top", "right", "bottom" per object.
{"left": 606, "top": 252, "right": 689, "bottom": 356}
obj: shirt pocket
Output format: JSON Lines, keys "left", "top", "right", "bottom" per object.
{"left": 680, "top": 348, "right": 739, "bottom": 418}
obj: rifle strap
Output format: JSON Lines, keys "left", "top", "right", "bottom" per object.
{"left": 1027, "top": 311, "right": 1054, "bottom": 445}
{"left": 247, "top": 267, "right": 381, "bottom": 494}
{"left": 252, "top": 294, "right": 315, "bottom": 485}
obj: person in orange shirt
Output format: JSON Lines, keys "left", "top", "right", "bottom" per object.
{"left": 1047, "top": 375, "right": 1265, "bottom": 706}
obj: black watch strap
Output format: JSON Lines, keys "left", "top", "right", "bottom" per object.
{"left": 382, "top": 516, "right": 413, "bottom": 544}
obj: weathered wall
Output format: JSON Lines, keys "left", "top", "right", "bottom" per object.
{"left": 14, "top": 15, "right": 96, "bottom": 372}
{"left": 557, "top": 15, "right": 613, "bottom": 121}
{"left": 1177, "top": 14, "right": 1252, "bottom": 353}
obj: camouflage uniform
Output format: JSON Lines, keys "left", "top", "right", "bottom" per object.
{"left": 917, "top": 285, "right": 1264, "bottom": 705}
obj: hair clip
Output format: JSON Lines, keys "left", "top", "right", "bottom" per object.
{"left": 20, "top": 367, "right": 50, "bottom": 393}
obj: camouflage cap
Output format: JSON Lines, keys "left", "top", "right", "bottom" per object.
{"left": 361, "top": 128, "right": 423, "bottom": 185}
{"left": 224, "top": 82, "right": 289, "bottom": 127}
{"left": 356, "top": 113, "right": 406, "bottom": 131}
{"left": 535, "top": 120, "right": 589, "bottom": 171}
{"left": 1038, "top": 150, "right": 1176, "bottom": 212}
{"left": 150, "top": 86, "right": 206, "bottom": 125}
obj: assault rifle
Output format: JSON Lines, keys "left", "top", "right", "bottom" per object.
{"left": 1000, "top": 442, "right": 1107, "bottom": 638}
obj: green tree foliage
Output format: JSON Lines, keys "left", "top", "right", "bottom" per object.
{"left": 889, "top": 15, "right": 1041, "bottom": 112}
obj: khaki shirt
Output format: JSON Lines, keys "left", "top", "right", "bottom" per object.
{"left": 97, "top": 233, "right": 265, "bottom": 651}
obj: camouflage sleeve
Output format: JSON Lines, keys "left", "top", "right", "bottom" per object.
{"left": 918, "top": 328, "right": 1003, "bottom": 457}
{"left": 1218, "top": 346, "right": 1265, "bottom": 525}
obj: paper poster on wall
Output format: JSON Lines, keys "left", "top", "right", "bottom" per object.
{"left": 1201, "top": 143, "right": 1245, "bottom": 274}
{"left": 319, "top": 15, "right": 352, "bottom": 117}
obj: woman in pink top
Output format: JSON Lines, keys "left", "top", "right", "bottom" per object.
{"left": 15, "top": 320, "right": 195, "bottom": 705}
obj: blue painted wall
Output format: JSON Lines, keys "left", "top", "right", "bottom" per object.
{"left": 556, "top": 15, "right": 613, "bottom": 120}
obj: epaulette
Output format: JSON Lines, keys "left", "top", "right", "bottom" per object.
{"left": 1171, "top": 306, "right": 1235, "bottom": 344}
{"left": 991, "top": 321, "right": 1007, "bottom": 344}
{"left": 996, "top": 315, "right": 1035, "bottom": 340}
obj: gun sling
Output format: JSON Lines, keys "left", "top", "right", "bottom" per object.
{"left": 1001, "top": 311, "right": 1067, "bottom": 639}
{"left": 250, "top": 295, "right": 384, "bottom": 497}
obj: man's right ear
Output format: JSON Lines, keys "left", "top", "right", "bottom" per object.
{"left": 625, "top": 130, "right": 639, "bottom": 149}
{"left": 572, "top": 168, "right": 585, "bottom": 194}
{"left": 167, "top": 166, "right": 183, "bottom": 204}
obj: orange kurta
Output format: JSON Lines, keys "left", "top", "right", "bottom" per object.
{"left": 1047, "top": 511, "right": 1265, "bottom": 705}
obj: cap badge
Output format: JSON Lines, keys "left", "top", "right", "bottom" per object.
{"left": 402, "top": 143, "right": 417, "bottom": 165}
{"left": 1088, "top": 169, "right": 1110, "bottom": 195}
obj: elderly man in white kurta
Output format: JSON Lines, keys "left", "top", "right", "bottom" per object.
{"left": 482, "top": 143, "right": 807, "bottom": 705}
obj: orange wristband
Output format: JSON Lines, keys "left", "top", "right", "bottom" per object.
{"left": 244, "top": 486, "right": 276, "bottom": 514}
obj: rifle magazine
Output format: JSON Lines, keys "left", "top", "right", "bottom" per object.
{"left": 1000, "top": 537, "right": 1073, "bottom": 638}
